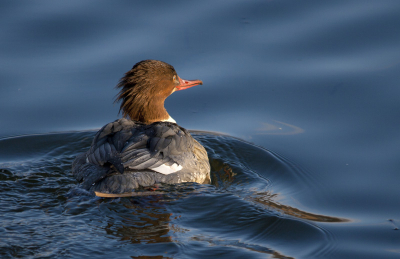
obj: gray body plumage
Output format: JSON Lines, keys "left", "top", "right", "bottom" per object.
{"left": 72, "top": 118, "right": 210, "bottom": 194}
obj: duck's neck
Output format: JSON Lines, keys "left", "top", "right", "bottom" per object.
{"left": 128, "top": 98, "right": 173, "bottom": 124}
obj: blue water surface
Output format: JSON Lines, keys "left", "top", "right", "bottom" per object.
{"left": 1, "top": 1, "right": 400, "bottom": 258}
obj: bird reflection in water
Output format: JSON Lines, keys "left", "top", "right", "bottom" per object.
{"left": 102, "top": 196, "right": 173, "bottom": 244}
{"left": 210, "top": 159, "right": 237, "bottom": 187}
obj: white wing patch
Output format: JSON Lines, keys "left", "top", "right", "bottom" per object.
{"left": 151, "top": 163, "right": 182, "bottom": 175}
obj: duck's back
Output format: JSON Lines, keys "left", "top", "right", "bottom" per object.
{"left": 72, "top": 118, "right": 210, "bottom": 194}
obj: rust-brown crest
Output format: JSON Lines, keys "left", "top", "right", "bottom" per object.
{"left": 115, "top": 60, "right": 178, "bottom": 124}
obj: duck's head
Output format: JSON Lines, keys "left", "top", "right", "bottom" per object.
{"left": 115, "top": 60, "right": 203, "bottom": 124}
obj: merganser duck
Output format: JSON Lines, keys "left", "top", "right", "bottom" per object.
{"left": 72, "top": 60, "right": 210, "bottom": 197}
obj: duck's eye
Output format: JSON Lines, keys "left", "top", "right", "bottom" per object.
{"left": 173, "top": 75, "right": 179, "bottom": 84}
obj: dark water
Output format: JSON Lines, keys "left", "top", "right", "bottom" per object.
{"left": 1, "top": 1, "right": 400, "bottom": 258}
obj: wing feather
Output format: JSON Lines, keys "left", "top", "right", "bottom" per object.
{"left": 82, "top": 119, "right": 195, "bottom": 176}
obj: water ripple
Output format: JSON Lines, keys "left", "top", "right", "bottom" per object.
{"left": 0, "top": 131, "right": 348, "bottom": 258}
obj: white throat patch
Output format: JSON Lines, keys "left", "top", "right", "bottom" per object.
{"left": 162, "top": 116, "right": 176, "bottom": 123}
